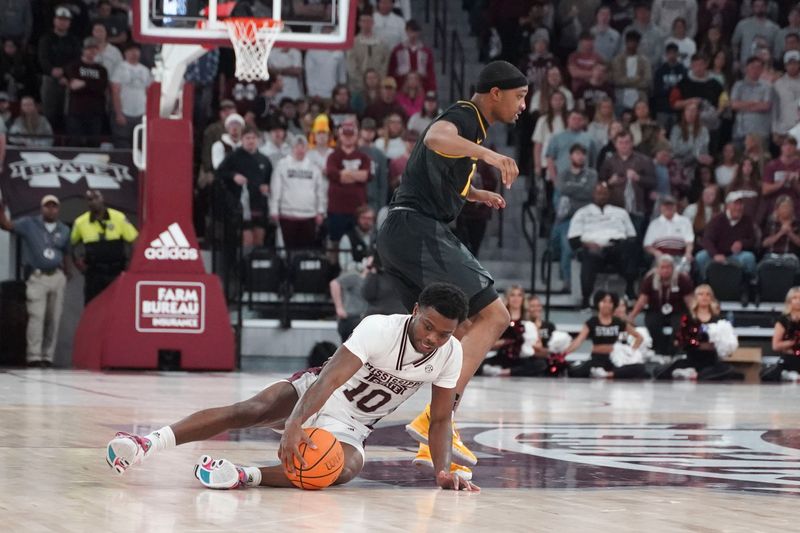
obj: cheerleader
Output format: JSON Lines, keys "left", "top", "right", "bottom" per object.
{"left": 528, "top": 295, "right": 556, "bottom": 357}
{"left": 564, "top": 291, "right": 647, "bottom": 379}
{"left": 762, "top": 287, "right": 800, "bottom": 382}
{"left": 656, "top": 284, "right": 742, "bottom": 380}
{"left": 482, "top": 288, "right": 547, "bottom": 377}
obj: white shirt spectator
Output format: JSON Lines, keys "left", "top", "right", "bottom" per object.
{"left": 532, "top": 114, "right": 566, "bottom": 172}
{"left": 307, "top": 146, "right": 333, "bottom": 176}
{"left": 407, "top": 111, "right": 436, "bottom": 134}
{"left": 304, "top": 49, "right": 347, "bottom": 100}
{"left": 111, "top": 61, "right": 152, "bottom": 117}
{"left": 643, "top": 213, "right": 695, "bottom": 253}
{"left": 772, "top": 69, "right": 800, "bottom": 136}
{"left": 8, "top": 114, "right": 54, "bottom": 147}
{"left": 715, "top": 164, "right": 737, "bottom": 189}
{"left": 651, "top": 0, "right": 697, "bottom": 38}
{"left": 568, "top": 203, "right": 637, "bottom": 247}
{"left": 96, "top": 44, "right": 123, "bottom": 77}
{"left": 268, "top": 48, "right": 304, "bottom": 101}
{"left": 373, "top": 136, "right": 406, "bottom": 159}
{"left": 260, "top": 137, "right": 292, "bottom": 168}
{"left": 373, "top": 10, "right": 407, "bottom": 49}
{"left": 269, "top": 154, "right": 327, "bottom": 219}
{"left": 664, "top": 36, "right": 696, "bottom": 68}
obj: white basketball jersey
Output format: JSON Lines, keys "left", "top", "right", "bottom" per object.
{"left": 333, "top": 314, "right": 463, "bottom": 427}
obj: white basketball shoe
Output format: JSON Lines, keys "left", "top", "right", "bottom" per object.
{"left": 194, "top": 455, "right": 248, "bottom": 489}
{"left": 106, "top": 432, "right": 153, "bottom": 475}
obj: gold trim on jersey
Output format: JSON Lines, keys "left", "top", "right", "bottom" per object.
{"left": 457, "top": 100, "right": 488, "bottom": 139}
{"left": 433, "top": 149, "right": 463, "bottom": 159}
{"left": 460, "top": 162, "right": 477, "bottom": 197}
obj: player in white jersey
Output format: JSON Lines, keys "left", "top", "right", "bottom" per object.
{"left": 105, "top": 283, "right": 479, "bottom": 491}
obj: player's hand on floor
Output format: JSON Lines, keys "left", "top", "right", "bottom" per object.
{"left": 483, "top": 151, "right": 519, "bottom": 189}
{"left": 436, "top": 470, "right": 481, "bottom": 492}
{"left": 278, "top": 423, "right": 316, "bottom": 474}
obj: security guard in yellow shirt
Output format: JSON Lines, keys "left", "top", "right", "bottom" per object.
{"left": 71, "top": 190, "right": 138, "bottom": 303}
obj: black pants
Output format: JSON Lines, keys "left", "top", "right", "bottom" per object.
{"left": 481, "top": 351, "right": 549, "bottom": 377}
{"left": 655, "top": 349, "right": 744, "bottom": 381}
{"left": 66, "top": 114, "right": 106, "bottom": 146}
{"left": 761, "top": 355, "right": 800, "bottom": 381}
{"left": 84, "top": 267, "right": 123, "bottom": 304}
{"left": 645, "top": 311, "right": 681, "bottom": 356}
{"left": 579, "top": 239, "right": 639, "bottom": 303}
{"left": 569, "top": 353, "right": 648, "bottom": 379}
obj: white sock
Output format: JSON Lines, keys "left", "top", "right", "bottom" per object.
{"left": 241, "top": 466, "right": 262, "bottom": 487}
{"left": 144, "top": 426, "right": 177, "bottom": 455}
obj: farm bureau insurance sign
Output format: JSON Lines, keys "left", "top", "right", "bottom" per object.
{"left": 0, "top": 148, "right": 138, "bottom": 217}
{"left": 135, "top": 281, "right": 206, "bottom": 334}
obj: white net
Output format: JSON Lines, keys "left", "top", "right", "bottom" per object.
{"left": 225, "top": 18, "right": 283, "bottom": 82}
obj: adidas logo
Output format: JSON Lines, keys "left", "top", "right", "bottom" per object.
{"left": 144, "top": 223, "right": 199, "bottom": 261}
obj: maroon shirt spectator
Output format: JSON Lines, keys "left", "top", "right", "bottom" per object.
{"left": 387, "top": 19, "right": 437, "bottom": 92}
{"left": 326, "top": 121, "right": 372, "bottom": 242}
{"left": 702, "top": 208, "right": 757, "bottom": 257}
{"left": 363, "top": 76, "right": 408, "bottom": 124}
{"left": 568, "top": 32, "right": 605, "bottom": 93}
{"left": 64, "top": 37, "right": 108, "bottom": 146}
{"left": 630, "top": 256, "right": 694, "bottom": 356}
{"left": 763, "top": 138, "right": 800, "bottom": 221}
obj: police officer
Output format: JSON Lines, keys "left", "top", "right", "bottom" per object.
{"left": 71, "top": 190, "right": 138, "bottom": 303}
{"left": 0, "top": 195, "right": 71, "bottom": 367}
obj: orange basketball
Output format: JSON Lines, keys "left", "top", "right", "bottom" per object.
{"left": 284, "top": 427, "right": 344, "bottom": 490}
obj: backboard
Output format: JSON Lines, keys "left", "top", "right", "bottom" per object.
{"left": 133, "top": 0, "right": 356, "bottom": 49}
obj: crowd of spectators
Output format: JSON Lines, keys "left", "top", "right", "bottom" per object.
{"left": 460, "top": 0, "right": 800, "bottom": 309}
{"left": 8, "top": 1, "right": 800, "bottom": 360}
{"left": 0, "top": 1, "right": 497, "bottom": 272}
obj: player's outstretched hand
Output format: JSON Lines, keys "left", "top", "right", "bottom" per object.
{"left": 474, "top": 190, "right": 505, "bottom": 209}
{"left": 483, "top": 151, "right": 519, "bottom": 189}
{"left": 278, "top": 422, "right": 317, "bottom": 474}
{"left": 436, "top": 470, "right": 481, "bottom": 492}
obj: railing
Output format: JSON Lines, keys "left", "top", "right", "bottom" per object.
{"left": 521, "top": 198, "right": 553, "bottom": 321}
{"left": 6, "top": 133, "right": 121, "bottom": 149}
{"left": 207, "top": 182, "right": 246, "bottom": 367}
{"left": 449, "top": 30, "right": 465, "bottom": 103}
{"left": 431, "top": 0, "right": 448, "bottom": 75}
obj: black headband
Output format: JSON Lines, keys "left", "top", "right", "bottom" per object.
{"left": 476, "top": 61, "right": 528, "bottom": 93}
{"left": 476, "top": 75, "right": 528, "bottom": 93}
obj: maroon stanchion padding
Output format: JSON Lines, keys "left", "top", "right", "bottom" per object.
{"left": 72, "top": 83, "right": 234, "bottom": 370}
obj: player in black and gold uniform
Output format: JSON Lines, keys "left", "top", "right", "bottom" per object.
{"left": 376, "top": 61, "right": 528, "bottom": 477}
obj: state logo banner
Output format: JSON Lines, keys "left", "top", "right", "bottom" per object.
{"left": 0, "top": 147, "right": 138, "bottom": 217}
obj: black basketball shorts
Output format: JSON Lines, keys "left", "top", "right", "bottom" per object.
{"left": 376, "top": 208, "right": 498, "bottom": 318}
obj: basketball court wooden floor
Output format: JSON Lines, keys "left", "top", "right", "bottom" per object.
{"left": 2, "top": 370, "right": 799, "bottom": 532}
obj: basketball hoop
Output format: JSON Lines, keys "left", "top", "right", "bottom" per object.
{"left": 224, "top": 18, "right": 284, "bottom": 82}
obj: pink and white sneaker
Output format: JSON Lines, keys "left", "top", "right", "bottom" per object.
{"left": 106, "top": 432, "right": 152, "bottom": 475}
{"left": 194, "top": 455, "right": 248, "bottom": 489}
